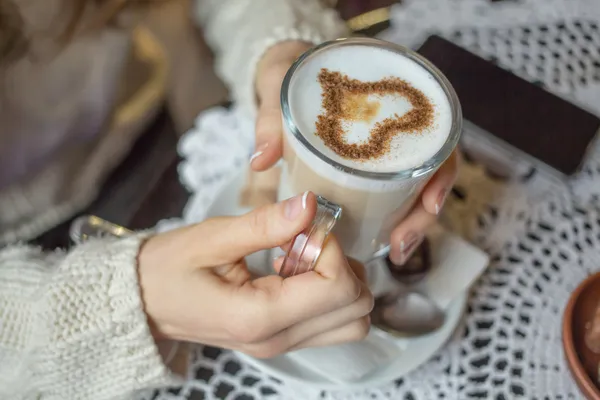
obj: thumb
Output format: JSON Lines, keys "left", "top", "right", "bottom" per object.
{"left": 195, "top": 191, "right": 317, "bottom": 266}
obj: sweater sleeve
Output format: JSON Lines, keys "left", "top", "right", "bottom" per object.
{"left": 194, "top": 0, "right": 349, "bottom": 117}
{"left": 0, "top": 236, "right": 179, "bottom": 400}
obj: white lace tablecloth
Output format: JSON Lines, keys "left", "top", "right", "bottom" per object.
{"left": 148, "top": 0, "right": 600, "bottom": 398}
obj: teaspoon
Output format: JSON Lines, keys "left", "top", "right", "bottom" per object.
{"left": 370, "top": 238, "right": 446, "bottom": 337}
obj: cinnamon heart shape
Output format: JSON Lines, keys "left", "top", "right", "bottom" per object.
{"left": 315, "top": 69, "right": 435, "bottom": 160}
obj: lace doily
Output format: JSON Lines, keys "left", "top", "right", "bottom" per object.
{"left": 148, "top": 0, "right": 600, "bottom": 398}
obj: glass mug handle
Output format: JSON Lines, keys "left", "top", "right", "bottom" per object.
{"left": 279, "top": 195, "right": 343, "bottom": 278}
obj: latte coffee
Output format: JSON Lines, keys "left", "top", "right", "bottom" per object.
{"left": 279, "top": 38, "right": 462, "bottom": 262}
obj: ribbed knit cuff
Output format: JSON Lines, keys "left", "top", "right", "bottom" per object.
{"left": 37, "top": 234, "right": 180, "bottom": 399}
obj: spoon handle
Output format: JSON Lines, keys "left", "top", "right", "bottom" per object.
{"left": 69, "top": 215, "right": 132, "bottom": 244}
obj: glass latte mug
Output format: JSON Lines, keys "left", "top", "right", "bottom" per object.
{"left": 277, "top": 38, "right": 462, "bottom": 277}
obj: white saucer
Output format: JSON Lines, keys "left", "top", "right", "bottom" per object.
{"left": 203, "top": 166, "right": 485, "bottom": 390}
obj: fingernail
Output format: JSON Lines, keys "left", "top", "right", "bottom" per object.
{"left": 435, "top": 188, "right": 449, "bottom": 215}
{"left": 250, "top": 143, "right": 269, "bottom": 165}
{"left": 394, "top": 232, "right": 423, "bottom": 265}
{"left": 284, "top": 192, "right": 308, "bottom": 220}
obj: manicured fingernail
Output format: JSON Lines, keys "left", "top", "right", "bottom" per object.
{"left": 284, "top": 192, "right": 307, "bottom": 220}
{"left": 250, "top": 143, "right": 268, "bottom": 165}
{"left": 435, "top": 188, "right": 449, "bottom": 215}
{"left": 394, "top": 232, "right": 423, "bottom": 265}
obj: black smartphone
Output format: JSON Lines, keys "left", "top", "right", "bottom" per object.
{"left": 417, "top": 35, "right": 600, "bottom": 178}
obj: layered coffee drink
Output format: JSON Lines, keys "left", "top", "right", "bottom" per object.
{"left": 279, "top": 38, "right": 462, "bottom": 262}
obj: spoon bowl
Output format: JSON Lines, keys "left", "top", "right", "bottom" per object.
{"left": 371, "top": 238, "right": 446, "bottom": 337}
{"left": 371, "top": 289, "right": 445, "bottom": 337}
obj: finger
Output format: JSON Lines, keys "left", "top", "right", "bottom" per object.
{"left": 281, "top": 280, "right": 373, "bottom": 347}
{"left": 347, "top": 257, "right": 367, "bottom": 284}
{"left": 280, "top": 236, "right": 363, "bottom": 315}
{"left": 194, "top": 191, "right": 317, "bottom": 266}
{"left": 230, "top": 237, "right": 363, "bottom": 343}
{"left": 213, "top": 259, "right": 252, "bottom": 286}
{"left": 421, "top": 150, "right": 459, "bottom": 215}
{"left": 291, "top": 316, "right": 372, "bottom": 350}
{"left": 238, "top": 283, "right": 373, "bottom": 358}
{"left": 388, "top": 202, "right": 436, "bottom": 265}
{"left": 311, "top": 235, "right": 358, "bottom": 282}
{"left": 239, "top": 317, "right": 372, "bottom": 359}
{"left": 252, "top": 63, "right": 289, "bottom": 171}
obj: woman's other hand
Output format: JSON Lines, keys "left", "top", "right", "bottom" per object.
{"left": 251, "top": 41, "right": 313, "bottom": 171}
{"left": 252, "top": 40, "right": 460, "bottom": 267}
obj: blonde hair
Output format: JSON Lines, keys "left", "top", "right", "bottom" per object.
{"left": 0, "top": 0, "right": 158, "bottom": 64}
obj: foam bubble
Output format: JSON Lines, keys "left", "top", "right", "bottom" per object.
{"left": 288, "top": 44, "right": 453, "bottom": 173}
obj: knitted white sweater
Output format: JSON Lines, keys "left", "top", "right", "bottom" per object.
{"left": 0, "top": 0, "right": 348, "bottom": 399}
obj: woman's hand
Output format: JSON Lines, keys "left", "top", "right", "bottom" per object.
{"left": 137, "top": 192, "right": 373, "bottom": 358}
{"left": 252, "top": 41, "right": 460, "bottom": 265}
{"left": 252, "top": 41, "right": 314, "bottom": 168}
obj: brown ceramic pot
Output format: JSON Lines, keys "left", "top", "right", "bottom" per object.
{"left": 563, "top": 271, "right": 600, "bottom": 399}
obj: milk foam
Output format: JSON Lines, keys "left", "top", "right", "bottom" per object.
{"left": 288, "top": 44, "right": 453, "bottom": 173}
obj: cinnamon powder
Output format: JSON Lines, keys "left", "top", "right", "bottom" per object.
{"left": 315, "top": 68, "right": 435, "bottom": 160}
